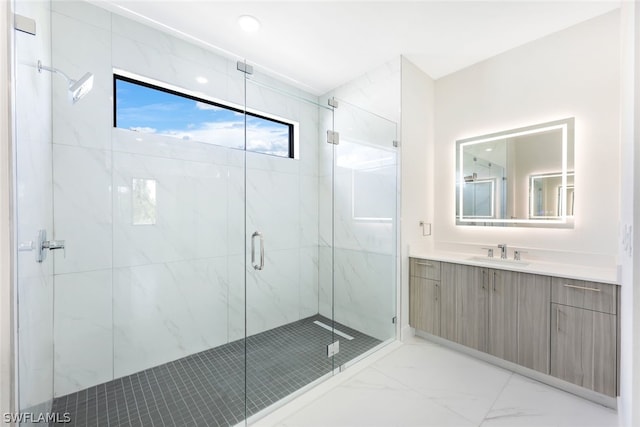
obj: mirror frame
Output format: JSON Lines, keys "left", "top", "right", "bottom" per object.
{"left": 456, "top": 117, "right": 575, "bottom": 228}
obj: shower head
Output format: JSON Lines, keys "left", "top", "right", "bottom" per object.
{"left": 37, "top": 60, "right": 94, "bottom": 104}
{"left": 68, "top": 72, "right": 94, "bottom": 104}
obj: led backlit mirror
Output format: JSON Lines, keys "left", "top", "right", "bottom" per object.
{"left": 456, "top": 118, "right": 574, "bottom": 227}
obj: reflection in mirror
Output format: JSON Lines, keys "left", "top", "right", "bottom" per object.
{"left": 530, "top": 172, "right": 575, "bottom": 218}
{"left": 456, "top": 117, "right": 574, "bottom": 227}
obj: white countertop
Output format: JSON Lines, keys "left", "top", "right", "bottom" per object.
{"left": 410, "top": 251, "right": 618, "bottom": 285}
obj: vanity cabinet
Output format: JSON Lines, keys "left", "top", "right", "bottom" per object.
{"left": 409, "top": 257, "right": 618, "bottom": 399}
{"left": 409, "top": 259, "right": 441, "bottom": 336}
{"left": 550, "top": 279, "right": 617, "bottom": 396}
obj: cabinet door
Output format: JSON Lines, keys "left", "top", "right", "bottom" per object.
{"left": 455, "top": 265, "right": 488, "bottom": 351}
{"left": 409, "top": 276, "right": 440, "bottom": 335}
{"left": 551, "top": 304, "right": 617, "bottom": 396}
{"left": 439, "top": 263, "right": 457, "bottom": 341}
{"left": 488, "top": 269, "right": 518, "bottom": 363}
{"left": 517, "top": 273, "right": 551, "bottom": 373}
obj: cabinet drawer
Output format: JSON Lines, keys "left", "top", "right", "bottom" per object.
{"left": 410, "top": 258, "right": 441, "bottom": 280}
{"left": 551, "top": 278, "right": 617, "bottom": 314}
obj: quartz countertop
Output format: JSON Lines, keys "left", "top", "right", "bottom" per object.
{"left": 410, "top": 251, "right": 618, "bottom": 285}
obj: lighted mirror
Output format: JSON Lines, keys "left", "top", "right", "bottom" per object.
{"left": 456, "top": 117, "right": 574, "bottom": 227}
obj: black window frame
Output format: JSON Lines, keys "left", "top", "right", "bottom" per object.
{"left": 113, "top": 74, "right": 295, "bottom": 159}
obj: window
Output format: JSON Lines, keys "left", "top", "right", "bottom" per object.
{"left": 114, "top": 74, "right": 294, "bottom": 158}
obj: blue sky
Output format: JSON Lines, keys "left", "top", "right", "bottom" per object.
{"left": 116, "top": 78, "right": 291, "bottom": 157}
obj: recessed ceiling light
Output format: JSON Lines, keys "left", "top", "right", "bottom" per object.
{"left": 196, "top": 76, "right": 208, "bottom": 84}
{"left": 485, "top": 148, "right": 493, "bottom": 152}
{"left": 238, "top": 15, "right": 260, "bottom": 33}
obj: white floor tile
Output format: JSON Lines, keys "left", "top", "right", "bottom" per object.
{"left": 257, "top": 336, "right": 620, "bottom": 427}
{"left": 481, "top": 374, "right": 619, "bottom": 427}
{"left": 372, "top": 342, "right": 513, "bottom": 424}
{"left": 277, "top": 368, "right": 475, "bottom": 427}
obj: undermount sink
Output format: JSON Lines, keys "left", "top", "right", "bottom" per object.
{"left": 467, "top": 256, "right": 530, "bottom": 267}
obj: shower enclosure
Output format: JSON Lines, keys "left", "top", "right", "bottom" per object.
{"left": 12, "top": 1, "right": 398, "bottom": 425}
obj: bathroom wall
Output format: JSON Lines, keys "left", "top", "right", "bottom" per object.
{"left": 433, "top": 11, "right": 621, "bottom": 267}
{"left": 50, "top": 1, "right": 323, "bottom": 396}
{"left": 399, "top": 58, "right": 436, "bottom": 337}
{"left": 619, "top": 1, "right": 640, "bottom": 425}
{"left": 13, "top": 0, "right": 55, "bottom": 413}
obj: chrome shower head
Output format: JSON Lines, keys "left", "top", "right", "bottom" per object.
{"left": 38, "top": 60, "right": 94, "bottom": 104}
{"left": 68, "top": 72, "right": 94, "bottom": 104}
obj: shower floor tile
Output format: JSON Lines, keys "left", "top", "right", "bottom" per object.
{"left": 50, "top": 315, "right": 381, "bottom": 427}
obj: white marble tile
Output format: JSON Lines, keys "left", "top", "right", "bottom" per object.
{"left": 299, "top": 174, "right": 319, "bottom": 247}
{"left": 482, "top": 374, "right": 619, "bottom": 427}
{"left": 112, "top": 128, "right": 239, "bottom": 167}
{"left": 52, "top": 11, "right": 112, "bottom": 150}
{"left": 111, "top": 33, "right": 243, "bottom": 109}
{"left": 317, "top": 246, "right": 332, "bottom": 320}
{"left": 113, "top": 258, "right": 228, "bottom": 378}
{"left": 52, "top": 0, "right": 111, "bottom": 29}
{"left": 53, "top": 270, "right": 113, "bottom": 397}
{"left": 246, "top": 248, "right": 300, "bottom": 336}
{"left": 277, "top": 367, "right": 475, "bottom": 427}
{"left": 112, "top": 152, "right": 229, "bottom": 267}
{"left": 245, "top": 168, "right": 300, "bottom": 252}
{"left": 298, "top": 246, "right": 319, "bottom": 319}
{"left": 17, "top": 254, "right": 54, "bottom": 411}
{"left": 227, "top": 254, "right": 245, "bottom": 342}
{"left": 333, "top": 249, "right": 396, "bottom": 341}
{"left": 53, "top": 145, "right": 112, "bottom": 274}
{"left": 372, "top": 342, "right": 513, "bottom": 425}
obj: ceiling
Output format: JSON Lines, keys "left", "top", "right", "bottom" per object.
{"left": 99, "top": 1, "right": 621, "bottom": 95}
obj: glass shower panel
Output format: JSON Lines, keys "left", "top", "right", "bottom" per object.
{"left": 13, "top": 0, "right": 55, "bottom": 422}
{"left": 332, "top": 100, "right": 398, "bottom": 357}
{"left": 243, "top": 72, "right": 335, "bottom": 420}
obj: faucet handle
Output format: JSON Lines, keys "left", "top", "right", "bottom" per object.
{"left": 481, "top": 247, "right": 494, "bottom": 258}
{"left": 513, "top": 250, "right": 527, "bottom": 261}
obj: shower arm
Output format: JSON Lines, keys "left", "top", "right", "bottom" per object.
{"left": 37, "top": 60, "right": 73, "bottom": 85}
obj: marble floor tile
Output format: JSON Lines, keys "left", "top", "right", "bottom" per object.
{"left": 268, "top": 336, "right": 620, "bottom": 427}
{"left": 481, "top": 374, "right": 619, "bottom": 427}
{"left": 371, "top": 341, "right": 513, "bottom": 424}
{"left": 276, "top": 368, "right": 475, "bottom": 427}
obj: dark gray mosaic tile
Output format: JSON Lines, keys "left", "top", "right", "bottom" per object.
{"left": 50, "top": 315, "right": 381, "bottom": 426}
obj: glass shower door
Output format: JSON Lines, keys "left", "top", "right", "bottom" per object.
{"left": 243, "top": 72, "right": 336, "bottom": 420}
{"left": 332, "top": 100, "right": 398, "bottom": 357}
{"left": 13, "top": 0, "right": 56, "bottom": 421}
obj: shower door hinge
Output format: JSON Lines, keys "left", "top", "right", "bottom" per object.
{"left": 328, "top": 97, "right": 339, "bottom": 108}
{"left": 14, "top": 14, "right": 36, "bottom": 35}
{"left": 327, "top": 130, "right": 340, "bottom": 145}
{"left": 236, "top": 61, "right": 254, "bottom": 75}
{"left": 327, "top": 340, "right": 340, "bottom": 357}
{"left": 393, "top": 140, "right": 399, "bottom": 148}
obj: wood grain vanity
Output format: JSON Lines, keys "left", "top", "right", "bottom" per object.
{"left": 409, "top": 257, "right": 620, "bottom": 402}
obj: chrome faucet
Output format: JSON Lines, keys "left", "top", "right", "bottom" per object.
{"left": 497, "top": 244, "right": 508, "bottom": 259}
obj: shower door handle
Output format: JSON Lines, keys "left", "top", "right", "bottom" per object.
{"left": 251, "top": 231, "right": 264, "bottom": 270}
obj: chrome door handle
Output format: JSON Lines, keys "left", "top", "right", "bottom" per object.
{"left": 251, "top": 231, "right": 264, "bottom": 270}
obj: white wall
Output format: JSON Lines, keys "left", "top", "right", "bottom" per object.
{"left": 50, "top": 1, "right": 323, "bottom": 396}
{"left": 433, "top": 11, "right": 620, "bottom": 268}
{"left": 1, "top": 0, "right": 15, "bottom": 421}
{"left": 619, "top": 1, "right": 640, "bottom": 425}
{"left": 399, "top": 57, "right": 435, "bottom": 337}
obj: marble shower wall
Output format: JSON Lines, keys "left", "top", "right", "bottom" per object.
{"left": 50, "top": 2, "right": 323, "bottom": 396}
